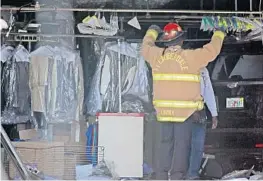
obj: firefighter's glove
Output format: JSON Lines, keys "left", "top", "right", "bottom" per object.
{"left": 212, "top": 30, "right": 226, "bottom": 41}
{"left": 146, "top": 25, "right": 162, "bottom": 40}
{"left": 148, "top": 25, "right": 162, "bottom": 34}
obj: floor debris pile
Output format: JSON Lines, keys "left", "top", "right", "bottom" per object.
{"left": 221, "top": 167, "right": 263, "bottom": 180}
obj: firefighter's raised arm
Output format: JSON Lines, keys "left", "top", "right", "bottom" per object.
{"left": 183, "top": 31, "right": 225, "bottom": 69}
{"left": 141, "top": 25, "right": 165, "bottom": 66}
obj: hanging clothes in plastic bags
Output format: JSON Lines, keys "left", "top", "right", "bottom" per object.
{"left": 200, "top": 16, "right": 255, "bottom": 33}
{"left": 29, "top": 45, "right": 84, "bottom": 126}
{"left": 1, "top": 45, "right": 14, "bottom": 112}
{"left": 1, "top": 44, "right": 34, "bottom": 126}
{"left": 121, "top": 43, "right": 153, "bottom": 113}
{"left": 86, "top": 42, "right": 113, "bottom": 116}
{"left": 86, "top": 41, "right": 152, "bottom": 115}
{"left": 103, "top": 42, "right": 140, "bottom": 113}
{"left": 1, "top": 45, "right": 14, "bottom": 63}
{"left": 80, "top": 39, "right": 104, "bottom": 115}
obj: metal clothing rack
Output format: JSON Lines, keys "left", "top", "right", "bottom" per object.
{"left": 2, "top": 33, "right": 125, "bottom": 40}
{"left": 122, "top": 15, "right": 263, "bottom": 21}
{"left": 0, "top": 7, "right": 263, "bottom": 15}
{"left": 3, "top": 33, "right": 212, "bottom": 42}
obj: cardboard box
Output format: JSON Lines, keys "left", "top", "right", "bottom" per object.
{"left": 13, "top": 121, "right": 88, "bottom": 179}
{"left": 18, "top": 121, "right": 87, "bottom": 143}
{"left": 19, "top": 129, "right": 38, "bottom": 140}
{"left": 9, "top": 142, "right": 65, "bottom": 179}
{"left": 9, "top": 141, "right": 88, "bottom": 180}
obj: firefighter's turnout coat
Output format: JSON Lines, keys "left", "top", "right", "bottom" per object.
{"left": 141, "top": 30, "right": 225, "bottom": 122}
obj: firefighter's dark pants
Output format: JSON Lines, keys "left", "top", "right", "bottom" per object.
{"left": 155, "top": 115, "right": 193, "bottom": 180}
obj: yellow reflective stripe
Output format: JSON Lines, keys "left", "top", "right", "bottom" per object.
{"left": 153, "top": 100, "right": 204, "bottom": 110}
{"left": 146, "top": 29, "right": 158, "bottom": 40}
{"left": 153, "top": 73, "right": 200, "bottom": 82}
{"left": 213, "top": 31, "right": 225, "bottom": 40}
{"left": 157, "top": 116, "right": 186, "bottom": 122}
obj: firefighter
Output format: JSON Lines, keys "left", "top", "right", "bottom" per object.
{"left": 141, "top": 23, "right": 225, "bottom": 180}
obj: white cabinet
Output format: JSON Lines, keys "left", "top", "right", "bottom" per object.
{"left": 97, "top": 113, "right": 144, "bottom": 178}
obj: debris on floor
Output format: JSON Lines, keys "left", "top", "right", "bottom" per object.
{"left": 76, "top": 161, "right": 116, "bottom": 180}
{"left": 221, "top": 166, "right": 263, "bottom": 180}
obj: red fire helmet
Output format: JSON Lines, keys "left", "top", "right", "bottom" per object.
{"left": 163, "top": 22, "right": 183, "bottom": 33}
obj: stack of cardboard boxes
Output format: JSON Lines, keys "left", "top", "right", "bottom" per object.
{"left": 8, "top": 120, "right": 88, "bottom": 180}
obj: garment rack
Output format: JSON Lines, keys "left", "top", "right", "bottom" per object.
{"left": 1, "top": 7, "right": 263, "bottom": 16}
{"left": 1, "top": 32, "right": 124, "bottom": 113}
{"left": 2, "top": 32, "right": 124, "bottom": 40}
{"left": 3, "top": 33, "right": 212, "bottom": 42}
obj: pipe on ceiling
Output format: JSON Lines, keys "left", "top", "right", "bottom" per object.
{"left": 1, "top": 7, "right": 263, "bottom": 15}
{"left": 3, "top": 32, "right": 212, "bottom": 42}
{"left": 122, "top": 15, "right": 263, "bottom": 21}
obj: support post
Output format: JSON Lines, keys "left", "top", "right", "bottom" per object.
{"left": 213, "top": 0, "right": 216, "bottom": 10}
{"left": 235, "top": 0, "right": 238, "bottom": 15}
{"left": 249, "top": 0, "right": 254, "bottom": 18}
{"left": 200, "top": 0, "right": 204, "bottom": 10}
{"left": 118, "top": 39, "right": 122, "bottom": 113}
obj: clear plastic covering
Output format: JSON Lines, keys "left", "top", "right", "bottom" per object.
{"left": 29, "top": 45, "right": 84, "bottom": 126}
{"left": 85, "top": 42, "right": 111, "bottom": 116}
{"left": 1, "top": 44, "right": 35, "bottom": 126}
{"left": 86, "top": 41, "right": 152, "bottom": 116}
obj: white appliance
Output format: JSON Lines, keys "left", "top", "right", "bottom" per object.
{"left": 97, "top": 113, "right": 144, "bottom": 178}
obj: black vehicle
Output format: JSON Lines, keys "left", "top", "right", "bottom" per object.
{"left": 203, "top": 54, "right": 263, "bottom": 178}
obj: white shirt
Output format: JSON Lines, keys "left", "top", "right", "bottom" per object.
{"left": 200, "top": 68, "right": 218, "bottom": 117}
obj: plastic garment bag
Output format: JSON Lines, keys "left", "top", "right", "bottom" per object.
{"left": 1, "top": 45, "right": 33, "bottom": 125}
{"left": 86, "top": 41, "right": 152, "bottom": 115}
{"left": 29, "top": 45, "right": 84, "bottom": 124}
{"left": 1, "top": 45, "right": 14, "bottom": 63}
{"left": 86, "top": 42, "right": 114, "bottom": 116}
{"left": 102, "top": 42, "right": 139, "bottom": 113}
{"left": 121, "top": 43, "right": 153, "bottom": 113}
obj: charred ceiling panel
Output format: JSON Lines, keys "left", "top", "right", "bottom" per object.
{"left": 1, "top": 0, "right": 171, "bottom": 8}
{"left": 74, "top": 0, "right": 171, "bottom": 8}
{"left": 73, "top": 0, "right": 262, "bottom": 10}
{"left": 1, "top": 0, "right": 33, "bottom": 7}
